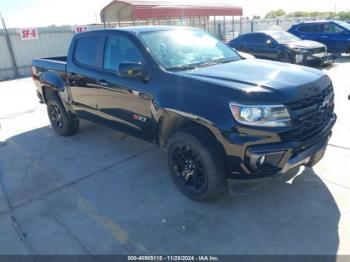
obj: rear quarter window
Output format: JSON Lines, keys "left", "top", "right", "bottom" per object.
{"left": 239, "top": 34, "right": 258, "bottom": 43}
{"left": 74, "top": 35, "right": 100, "bottom": 67}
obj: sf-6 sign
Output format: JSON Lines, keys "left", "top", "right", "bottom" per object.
{"left": 74, "top": 26, "right": 88, "bottom": 34}
{"left": 20, "top": 28, "right": 39, "bottom": 40}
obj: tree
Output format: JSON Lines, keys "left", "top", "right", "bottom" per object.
{"left": 265, "top": 9, "right": 286, "bottom": 18}
{"left": 337, "top": 11, "right": 350, "bottom": 20}
{"left": 265, "top": 9, "right": 350, "bottom": 20}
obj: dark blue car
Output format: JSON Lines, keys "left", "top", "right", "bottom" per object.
{"left": 288, "top": 20, "right": 350, "bottom": 54}
{"left": 228, "top": 31, "right": 331, "bottom": 65}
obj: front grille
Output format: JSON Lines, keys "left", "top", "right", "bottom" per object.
{"left": 311, "top": 47, "right": 327, "bottom": 54}
{"left": 284, "top": 85, "right": 334, "bottom": 141}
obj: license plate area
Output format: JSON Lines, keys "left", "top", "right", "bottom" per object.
{"left": 313, "top": 52, "right": 327, "bottom": 58}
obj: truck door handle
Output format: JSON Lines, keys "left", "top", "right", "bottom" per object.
{"left": 71, "top": 73, "right": 79, "bottom": 79}
{"left": 70, "top": 73, "right": 79, "bottom": 84}
{"left": 98, "top": 80, "right": 109, "bottom": 87}
{"left": 321, "top": 36, "right": 328, "bottom": 39}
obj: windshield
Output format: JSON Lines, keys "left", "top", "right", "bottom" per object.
{"left": 336, "top": 21, "right": 350, "bottom": 31}
{"left": 268, "top": 31, "right": 300, "bottom": 43}
{"left": 140, "top": 29, "right": 241, "bottom": 70}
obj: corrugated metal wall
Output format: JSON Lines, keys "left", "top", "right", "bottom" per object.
{"left": 0, "top": 26, "right": 74, "bottom": 80}
{"left": 0, "top": 32, "right": 15, "bottom": 80}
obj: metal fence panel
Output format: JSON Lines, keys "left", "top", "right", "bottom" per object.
{"left": 0, "top": 33, "right": 15, "bottom": 80}
{"left": 9, "top": 26, "right": 74, "bottom": 77}
{"left": 0, "top": 26, "right": 74, "bottom": 80}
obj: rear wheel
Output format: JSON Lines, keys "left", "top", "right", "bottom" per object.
{"left": 47, "top": 96, "right": 79, "bottom": 136}
{"left": 165, "top": 127, "right": 227, "bottom": 201}
{"left": 279, "top": 52, "right": 293, "bottom": 63}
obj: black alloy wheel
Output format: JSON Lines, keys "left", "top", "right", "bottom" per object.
{"left": 171, "top": 145, "right": 206, "bottom": 190}
{"left": 165, "top": 127, "right": 227, "bottom": 201}
{"left": 46, "top": 96, "right": 79, "bottom": 136}
{"left": 49, "top": 104, "right": 64, "bottom": 130}
{"left": 279, "top": 52, "right": 293, "bottom": 63}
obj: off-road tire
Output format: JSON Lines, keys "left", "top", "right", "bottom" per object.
{"left": 165, "top": 127, "right": 227, "bottom": 201}
{"left": 46, "top": 96, "right": 79, "bottom": 136}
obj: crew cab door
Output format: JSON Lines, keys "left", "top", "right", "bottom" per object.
{"left": 66, "top": 33, "right": 105, "bottom": 113}
{"left": 93, "top": 32, "right": 154, "bottom": 141}
{"left": 295, "top": 23, "right": 322, "bottom": 43}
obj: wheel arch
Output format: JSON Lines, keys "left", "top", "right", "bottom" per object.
{"left": 279, "top": 51, "right": 295, "bottom": 63}
{"left": 40, "top": 71, "right": 65, "bottom": 103}
{"left": 156, "top": 110, "right": 227, "bottom": 170}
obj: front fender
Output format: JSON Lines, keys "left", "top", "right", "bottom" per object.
{"left": 155, "top": 108, "right": 223, "bottom": 147}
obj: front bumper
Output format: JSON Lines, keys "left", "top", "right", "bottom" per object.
{"left": 297, "top": 52, "right": 335, "bottom": 66}
{"left": 280, "top": 133, "right": 329, "bottom": 173}
{"left": 221, "top": 114, "right": 336, "bottom": 180}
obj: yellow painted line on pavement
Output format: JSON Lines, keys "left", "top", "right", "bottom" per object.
{"left": 77, "top": 195, "right": 147, "bottom": 252}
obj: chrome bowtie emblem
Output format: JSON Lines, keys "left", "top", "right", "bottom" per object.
{"left": 322, "top": 100, "right": 329, "bottom": 109}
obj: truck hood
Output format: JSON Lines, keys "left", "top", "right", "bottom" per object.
{"left": 176, "top": 59, "right": 330, "bottom": 102}
{"left": 281, "top": 40, "right": 325, "bottom": 50}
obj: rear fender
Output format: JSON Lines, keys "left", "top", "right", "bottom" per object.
{"left": 40, "top": 71, "right": 72, "bottom": 113}
{"left": 40, "top": 71, "right": 65, "bottom": 93}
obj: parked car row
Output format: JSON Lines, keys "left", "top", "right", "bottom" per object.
{"left": 229, "top": 20, "right": 350, "bottom": 66}
{"left": 228, "top": 31, "right": 332, "bottom": 66}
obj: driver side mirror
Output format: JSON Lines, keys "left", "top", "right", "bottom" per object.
{"left": 266, "top": 39, "right": 276, "bottom": 47}
{"left": 118, "top": 61, "right": 148, "bottom": 81}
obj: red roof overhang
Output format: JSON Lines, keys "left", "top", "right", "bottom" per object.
{"left": 134, "top": 6, "right": 243, "bottom": 18}
{"left": 101, "top": 0, "right": 243, "bottom": 21}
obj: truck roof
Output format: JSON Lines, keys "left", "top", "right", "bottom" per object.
{"left": 91, "top": 26, "right": 199, "bottom": 34}
{"left": 295, "top": 20, "right": 341, "bottom": 25}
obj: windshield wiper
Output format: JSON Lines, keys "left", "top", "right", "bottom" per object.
{"left": 165, "top": 58, "right": 237, "bottom": 71}
{"left": 165, "top": 64, "right": 198, "bottom": 71}
{"left": 196, "top": 58, "right": 237, "bottom": 68}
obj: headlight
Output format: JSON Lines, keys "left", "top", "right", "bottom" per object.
{"left": 230, "top": 103, "right": 291, "bottom": 127}
{"left": 294, "top": 48, "right": 309, "bottom": 53}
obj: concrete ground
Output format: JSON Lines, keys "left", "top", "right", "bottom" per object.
{"left": 0, "top": 57, "right": 350, "bottom": 255}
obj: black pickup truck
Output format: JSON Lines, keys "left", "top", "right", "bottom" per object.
{"left": 32, "top": 26, "right": 336, "bottom": 201}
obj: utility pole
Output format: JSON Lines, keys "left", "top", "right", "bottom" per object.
{"left": 0, "top": 12, "right": 19, "bottom": 77}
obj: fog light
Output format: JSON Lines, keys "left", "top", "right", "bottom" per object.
{"left": 295, "top": 54, "right": 304, "bottom": 64}
{"left": 259, "top": 155, "right": 266, "bottom": 166}
{"left": 249, "top": 151, "right": 285, "bottom": 171}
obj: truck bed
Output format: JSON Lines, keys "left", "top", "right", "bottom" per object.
{"left": 32, "top": 56, "right": 67, "bottom": 72}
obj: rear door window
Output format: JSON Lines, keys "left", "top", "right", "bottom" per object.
{"left": 74, "top": 35, "right": 100, "bottom": 67}
{"left": 240, "top": 34, "right": 258, "bottom": 43}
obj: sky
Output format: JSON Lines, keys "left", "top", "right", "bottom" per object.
{"left": 0, "top": 0, "right": 350, "bottom": 28}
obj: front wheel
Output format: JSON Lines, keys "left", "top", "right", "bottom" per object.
{"left": 278, "top": 52, "right": 294, "bottom": 64}
{"left": 165, "top": 128, "right": 227, "bottom": 201}
{"left": 47, "top": 96, "right": 79, "bottom": 136}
